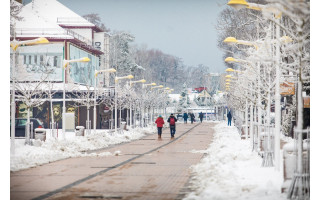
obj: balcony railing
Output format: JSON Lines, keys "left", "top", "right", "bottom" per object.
{"left": 14, "top": 28, "right": 99, "bottom": 51}
{"left": 56, "top": 17, "right": 92, "bottom": 24}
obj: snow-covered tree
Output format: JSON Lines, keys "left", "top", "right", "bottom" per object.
{"left": 14, "top": 75, "right": 49, "bottom": 144}
{"left": 177, "top": 83, "right": 190, "bottom": 112}
{"left": 82, "top": 13, "right": 109, "bottom": 32}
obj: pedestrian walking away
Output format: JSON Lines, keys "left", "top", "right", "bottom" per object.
{"left": 199, "top": 112, "right": 204, "bottom": 123}
{"left": 190, "top": 113, "right": 195, "bottom": 124}
{"left": 167, "top": 113, "right": 177, "bottom": 139}
{"left": 227, "top": 111, "right": 232, "bottom": 126}
{"left": 155, "top": 115, "right": 165, "bottom": 139}
{"left": 183, "top": 112, "right": 188, "bottom": 124}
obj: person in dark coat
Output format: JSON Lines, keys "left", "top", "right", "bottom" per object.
{"left": 199, "top": 112, "right": 204, "bottom": 123}
{"left": 227, "top": 111, "right": 232, "bottom": 126}
{"left": 183, "top": 112, "right": 188, "bottom": 124}
{"left": 167, "top": 113, "right": 178, "bottom": 138}
{"left": 190, "top": 113, "right": 195, "bottom": 124}
{"left": 155, "top": 115, "right": 165, "bottom": 139}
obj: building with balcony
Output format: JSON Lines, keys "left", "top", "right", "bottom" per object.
{"left": 11, "top": 0, "right": 115, "bottom": 129}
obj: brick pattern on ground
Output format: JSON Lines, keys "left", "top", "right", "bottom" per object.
{"left": 11, "top": 122, "right": 216, "bottom": 200}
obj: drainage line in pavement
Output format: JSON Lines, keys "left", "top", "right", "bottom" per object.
{"left": 32, "top": 123, "right": 200, "bottom": 200}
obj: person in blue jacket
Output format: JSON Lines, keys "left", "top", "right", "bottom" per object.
{"left": 227, "top": 111, "right": 232, "bottom": 126}
{"left": 199, "top": 112, "right": 204, "bottom": 123}
{"left": 183, "top": 112, "right": 188, "bottom": 124}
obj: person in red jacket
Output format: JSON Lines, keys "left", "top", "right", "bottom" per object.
{"left": 155, "top": 115, "right": 165, "bottom": 139}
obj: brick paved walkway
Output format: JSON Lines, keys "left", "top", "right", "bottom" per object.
{"left": 11, "top": 122, "right": 216, "bottom": 200}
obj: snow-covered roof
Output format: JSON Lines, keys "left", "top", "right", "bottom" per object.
{"left": 24, "top": 0, "right": 94, "bottom": 27}
{"left": 169, "top": 93, "right": 199, "bottom": 102}
{"left": 15, "top": 2, "right": 72, "bottom": 38}
{"left": 198, "top": 90, "right": 211, "bottom": 98}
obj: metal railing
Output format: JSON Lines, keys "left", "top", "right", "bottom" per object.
{"left": 14, "top": 28, "right": 94, "bottom": 47}
{"left": 287, "top": 128, "right": 310, "bottom": 200}
{"left": 25, "top": 121, "right": 33, "bottom": 145}
{"left": 50, "top": 122, "right": 58, "bottom": 138}
{"left": 86, "top": 120, "right": 91, "bottom": 135}
{"left": 261, "top": 124, "right": 275, "bottom": 167}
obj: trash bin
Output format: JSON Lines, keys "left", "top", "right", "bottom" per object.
{"left": 34, "top": 128, "right": 46, "bottom": 141}
{"left": 120, "top": 122, "right": 127, "bottom": 131}
{"left": 75, "top": 126, "right": 85, "bottom": 136}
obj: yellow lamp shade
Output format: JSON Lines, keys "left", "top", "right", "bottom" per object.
{"left": 226, "top": 79, "right": 231, "bottom": 82}
{"left": 81, "top": 57, "right": 91, "bottom": 62}
{"left": 35, "top": 37, "right": 49, "bottom": 44}
{"left": 227, "top": 0, "right": 249, "bottom": 10}
{"left": 226, "top": 68, "right": 235, "bottom": 72}
{"left": 225, "top": 57, "right": 237, "bottom": 63}
{"left": 226, "top": 82, "right": 230, "bottom": 85}
{"left": 223, "top": 37, "right": 238, "bottom": 43}
{"left": 281, "top": 36, "right": 293, "bottom": 43}
{"left": 225, "top": 75, "right": 232, "bottom": 78}
{"left": 127, "top": 75, "right": 134, "bottom": 79}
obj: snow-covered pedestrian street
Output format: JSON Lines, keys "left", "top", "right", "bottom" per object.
{"left": 11, "top": 121, "right": 288, "bottom": 200}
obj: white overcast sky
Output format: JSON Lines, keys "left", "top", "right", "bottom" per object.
{"left": 58, "top": 0, "right": 228, "bottom": 73}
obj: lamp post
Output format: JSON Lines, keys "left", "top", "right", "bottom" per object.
{"left": 93, "top": 68, "right": 117, "bottom": 134}
{"left": 151, "top": 85, "right": 163, "bottom": 118}
{"left": 142, "top": 82, "right": 156, "bottom": 125}
{"left": 130, "top": 79, "right": 146, "bottom": 127}
{"left": 114, "top": 75, "right": 134, "bottom": 134}
{"left": 10, "top": 37, "right": 49, "bottom": 154}
{"left": 62, "top": 57, "right": 90, "bottom": 138}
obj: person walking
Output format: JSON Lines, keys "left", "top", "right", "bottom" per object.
{"left": 190, "top": 113, "right": 195, "bottom": 124}
{"left": 199, "top": 112, "right": 204, "bottom": 123}
{"left": 227, "top": 111, "right": 232, "bottom": 126}
{"left": 167, "top": 113, "right": 177, "bottom": 139}
{"left": 183, "top": 112, "right": 188, "bottom": 124}
{"left": 155, "top": 115, "right": 165, "bottom": 139}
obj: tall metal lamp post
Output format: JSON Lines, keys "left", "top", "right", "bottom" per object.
{"left": 141, "top": 83, "right": 156, "bottom": 125}
{"left": 114, "top": 75, "right": 134, "bottom": 134}
{"left": 10, "top": 37, "right": 49, "bottom": 154}
{"left": 93, "top": 68, "right": 117, "bottom": 134}
{"left": 130, "top": 79, "right": 146, "bottom": 127}
{"left": 62, "top": 57, "right": 90, "bottom": 139}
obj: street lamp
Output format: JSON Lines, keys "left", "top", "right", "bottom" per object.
{"left": 93, "top": 68, "right": 117, "bottom": 134}
{"left": 129, "top": 79, "right": 146, "bottom": 128}
{"left": 130, "top": 79, "right": 146, "bottom": 86}
{"left": 10, "top": 37, "right": 49, "bottom": 154}
{"left": 62, "top": 57, "right": 90, "bottom": 138}
{"left": 151, "top": 85, "right": 163, "bottom": 90}
{"left": 114, "top": 75, "right": 134, "bottom": 134}
{"left": 143, "top": 82, "right": 156, "bottom": 87}
{"left": 142, "top": 83, "right": 156, "bottom": 125}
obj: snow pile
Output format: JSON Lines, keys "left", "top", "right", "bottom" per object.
{"left": 184, "top": 122, "right": 286, "bottom": 200}
{"left": 10, "top": 126, "right": 156, "bottom": 172}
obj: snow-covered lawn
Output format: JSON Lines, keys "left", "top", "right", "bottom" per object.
{"left": 184, "top": 121, "right": 287, "bottom": 200}
{"left": 10, "top": 126, "right": 156, "bottom": 172}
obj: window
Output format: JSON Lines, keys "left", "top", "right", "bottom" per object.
{"left": 24, "top": 55, "right": 26, "bottom": 64}
{"left": 40, "top": 55, "right": 43, "bottom": 62}
{"left": 29, "top": 55, "right": 31, "bottom": 64}
{"left": 54, "top": 56, "right": 57, "bottom": 66}
{"left": 34, "top": 55, "right": 37, "bottom": 64}
{"left": 17, "top": 119, "right": 27, "bottom": 127}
